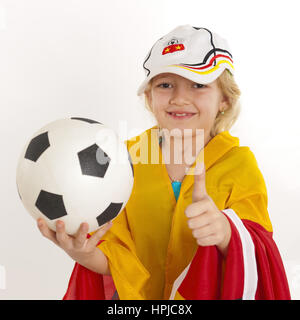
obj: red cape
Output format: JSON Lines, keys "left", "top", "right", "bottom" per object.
{"left": 63, "top": 217, "right": 290, "bottom": 300}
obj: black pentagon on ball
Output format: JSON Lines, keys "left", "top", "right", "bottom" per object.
{"left": 96, "top": 202, "right": 123, "bottom": 226}
{"left": 35, "top": 190, "right": 68, "bottom": 220}
{"left": 71, "top": 117, "right": 102, "bottom": 124}
{"left": 24, "top": 132, "right": 50, "bottom": 162}
{"left": 78, "top": 144, "right": 110, "bottom": 178}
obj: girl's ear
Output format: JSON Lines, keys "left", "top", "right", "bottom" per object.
{"left": 145, "top": 90, "right": 153, "bottom": 109}
{"left": 145, "top": 90, "right": 151, "bottom": 103}
{"left": 220, "top": 94, "right": 229, "bottom": 111}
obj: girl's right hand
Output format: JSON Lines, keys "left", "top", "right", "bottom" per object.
{"left": 37, "top": 218, "right": 112, "bottom": 264}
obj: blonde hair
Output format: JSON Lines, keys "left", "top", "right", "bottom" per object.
{"left": 142, "top": 69, "right": 241, "bottom": 137}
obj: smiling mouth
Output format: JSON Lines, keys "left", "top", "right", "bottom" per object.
{"left": 166, "top": 112, "right": 196, "bottom": 120}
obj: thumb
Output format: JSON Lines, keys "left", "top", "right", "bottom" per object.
{"left": 192, "top": 161, "right": 207, "bottom": 202}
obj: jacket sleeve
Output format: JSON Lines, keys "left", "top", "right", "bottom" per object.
{"left": 63, "top": 207, "right": 150, "bottom": 300}
{"left": 170, "top": 149, "right": 291, "bottom": 300}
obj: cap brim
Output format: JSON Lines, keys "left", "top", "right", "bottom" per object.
{"left": 137, "top": 64, "right": 232, "bottom": 96}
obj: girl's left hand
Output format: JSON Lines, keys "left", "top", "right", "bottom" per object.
{"left": 185, "top": 162, "right": 231, "bottom": 256}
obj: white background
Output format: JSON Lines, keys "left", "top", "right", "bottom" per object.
{"left": 1, "top": 0, "right": 300, "bottom": 299}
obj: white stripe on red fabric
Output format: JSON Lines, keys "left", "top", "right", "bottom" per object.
{"left": 169, "top": 262, "right": 191, "bottom": 300}
{"left": 222, "top": 208, "right": 258, "bottom": 300}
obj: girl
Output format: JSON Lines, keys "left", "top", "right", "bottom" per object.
{"left": 38, "top": 25, "right": 291, "bottom": 300}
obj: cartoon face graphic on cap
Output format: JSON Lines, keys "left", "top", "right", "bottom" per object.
{"left": 162, "top": 38, "right": 185, "bottom": 55}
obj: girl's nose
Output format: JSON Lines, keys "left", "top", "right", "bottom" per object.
{"left": 169, "top": 86, "right": 191, "bottom": 106}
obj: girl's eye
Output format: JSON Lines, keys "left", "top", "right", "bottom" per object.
{"left": 157, "top": 83, "right": 172, "bottom": 88}
{"left": 156, "top": 82, "right": 206, "bottom": 89}
{"left": 193, "top": 83, "right": 205, "bottom": 88}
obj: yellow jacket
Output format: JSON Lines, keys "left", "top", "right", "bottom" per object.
{"left": 96, "top": 125, "right": 273, "bottom": 300}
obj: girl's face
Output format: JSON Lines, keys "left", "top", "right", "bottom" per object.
{"left": 146, "top": 72, "right": 228, "bottom": 142}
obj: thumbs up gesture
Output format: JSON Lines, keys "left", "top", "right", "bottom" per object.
{"left": 185, "top": 161, "right": 232, "bottom": 256}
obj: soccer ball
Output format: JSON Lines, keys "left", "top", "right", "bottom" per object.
{"left": 16, "top": 117, "right": 134, "bottom": 235}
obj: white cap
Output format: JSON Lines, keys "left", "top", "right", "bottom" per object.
{"left": 137, "top": 25, "right": 234, "bottom": 96}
